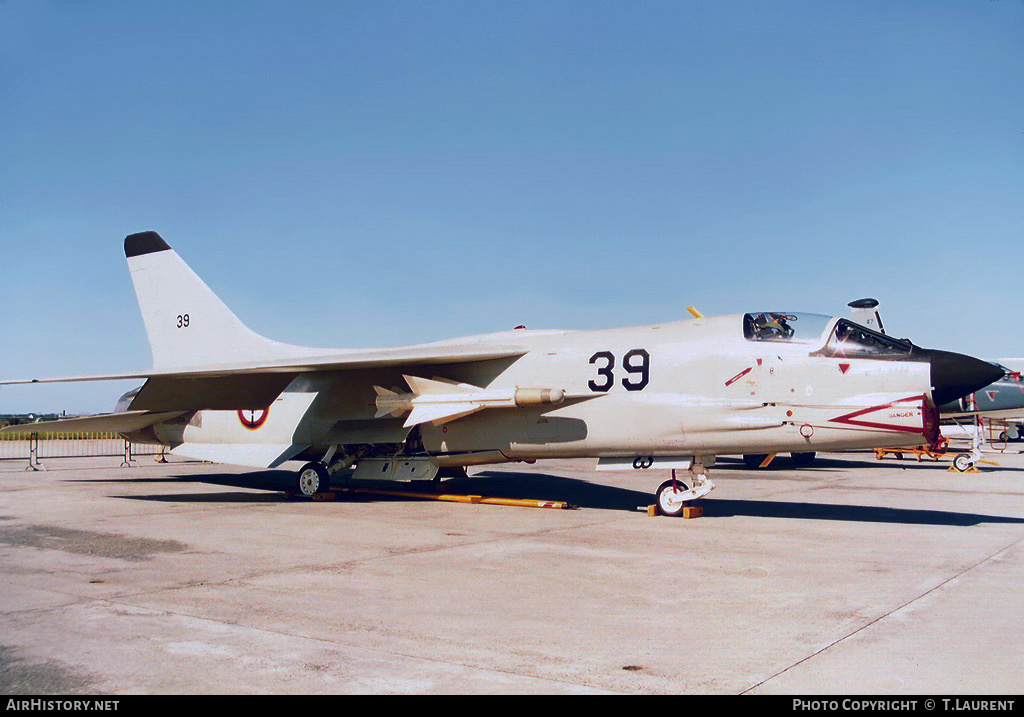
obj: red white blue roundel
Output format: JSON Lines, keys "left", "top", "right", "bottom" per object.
{"left": 238, "top": 407, "right": 270, "bottom": 430}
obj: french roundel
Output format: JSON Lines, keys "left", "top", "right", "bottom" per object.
{"left": 238, "top": 407, "right": 270, "bottom": 430}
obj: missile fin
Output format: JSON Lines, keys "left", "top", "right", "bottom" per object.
{"left": 404, "top": 375, "right": 480, "bottom": 395}
{"left": 374, "top": 385, "right": 410, "bottom": 418}
{"left": 404, "top": 404, "right": 485, "bottom": 427}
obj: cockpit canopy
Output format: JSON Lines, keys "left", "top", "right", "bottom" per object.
{"left": 743, "top": 312, "right": 916, "bottom": 358}
{"left": 824, "top": 319, "right": 914, "bottom": 357}
{"left": 743, "top": 312, "right": 833, "bottom": 345}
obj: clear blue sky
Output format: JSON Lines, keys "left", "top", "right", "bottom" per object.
{"left": 2, "top": 1, "right": 1022, "bottom": 414}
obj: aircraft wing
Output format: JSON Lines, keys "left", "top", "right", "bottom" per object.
{"left": 0, "top": 410, "right": 186, "bottom": 435}
{"left": 1, "top": 344, "right": 527, "bottom": 412}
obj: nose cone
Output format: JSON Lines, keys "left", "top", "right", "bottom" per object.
{"left": 924, "top": 350, "right": 1005, "bottom": 406}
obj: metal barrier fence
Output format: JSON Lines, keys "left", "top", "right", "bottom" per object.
{"left": 0, "top": 432, "right": 163, "bottom": 470}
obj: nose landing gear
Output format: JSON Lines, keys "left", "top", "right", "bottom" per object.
{"left": 654, "top": 460, "right": 715, "bottom": 517}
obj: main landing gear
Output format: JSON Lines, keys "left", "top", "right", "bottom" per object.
{"left": 297, "top": 462, "right": 331, "bottom": 496}
{"left": 294, "top": 447, "right": 365, "bottom": 497}
{"left": 654, "top": 459, "right": 715, "bottom": 517}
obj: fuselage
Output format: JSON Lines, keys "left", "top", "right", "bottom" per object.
{"left": 136, "top": 312, "right": 946, "bottom": 468}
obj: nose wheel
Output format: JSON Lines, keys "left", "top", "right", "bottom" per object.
{"left": 655, "top": 464, "right": 715, "bottom": 517}
{"left": 656, "top": 479, "right": 690, "bottom": 517}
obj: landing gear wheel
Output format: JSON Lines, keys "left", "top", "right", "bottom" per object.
{"left": 297, "top": 462, "right": 330, "bottom": 496}
{"left": 953, "top": 453, "right": 974, "bottom": 472}
{"left": 656, "top": 479, "right": 690, "bottom": 517}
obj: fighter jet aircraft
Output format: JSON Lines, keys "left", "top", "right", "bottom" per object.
{"left": 0, "top": 234, "right": 1002, "bottom": 516}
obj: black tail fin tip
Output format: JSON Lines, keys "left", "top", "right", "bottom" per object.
{"left": 124, "top": 231, "right": 171, "bottom": 258}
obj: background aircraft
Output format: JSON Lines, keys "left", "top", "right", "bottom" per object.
{"left": 0, "top": 235, "right": 1001, "bottom": 516}
{"left": 939, "top": 365, "right": 1024, "bottom": 443}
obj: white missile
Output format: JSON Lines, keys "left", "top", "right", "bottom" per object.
{"left": 374, "top": 375, "right": 566, "bottom": 427}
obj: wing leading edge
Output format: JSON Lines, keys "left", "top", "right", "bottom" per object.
{"left": 1, "top": 344, "right": 527, "bottom": 411}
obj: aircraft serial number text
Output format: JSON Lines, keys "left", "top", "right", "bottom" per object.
{"left": 588, "top": 349, "right": 650, "bottom": 392}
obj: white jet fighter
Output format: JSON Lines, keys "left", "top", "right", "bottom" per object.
{"left": 1, "top": 233, "right": 1002, "bottom": 516}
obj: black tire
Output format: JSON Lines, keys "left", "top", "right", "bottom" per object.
{"left": 791, "top": 452, "right": 816, "bottom": 466}
{"left": 296, "top": 462, "right": 330, "bottom": 496}
{"left": 656, "top": 479, "right": 690, "bottom": 517}
{"left": 953, "top": 453, "right": 973, "bottom": 472}
{"left": 743, "top": 454, "right": 770, "bottom": 469}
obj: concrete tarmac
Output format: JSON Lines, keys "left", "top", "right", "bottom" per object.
{"left": 1, "top": 448, "right": 1022, "bottom": 695}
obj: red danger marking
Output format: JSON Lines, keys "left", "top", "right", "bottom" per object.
{"left": 238, "top": 407, "right": 270, "bottom": 430}
{"left": 828, "top": 395, "right": 926, "bottom": 435}
{"left": 839, "top": 363, "right": 851, "bottom": 374}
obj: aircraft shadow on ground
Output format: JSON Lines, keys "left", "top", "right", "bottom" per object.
{"left": 701, "top": 498, "right": 1024, "bottom": 526}
{"left": 112, "top": 469, "right": 656, "bottom": 511}
{"left": 72, "top": 470, "right": 294, "bottom": 504}
{"left": 94, "top": 467, "right": 1024, "bottom": 527}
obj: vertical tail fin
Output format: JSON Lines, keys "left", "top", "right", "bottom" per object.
{"left": 124, "top": 232, "right": 307, "bottom": 370}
